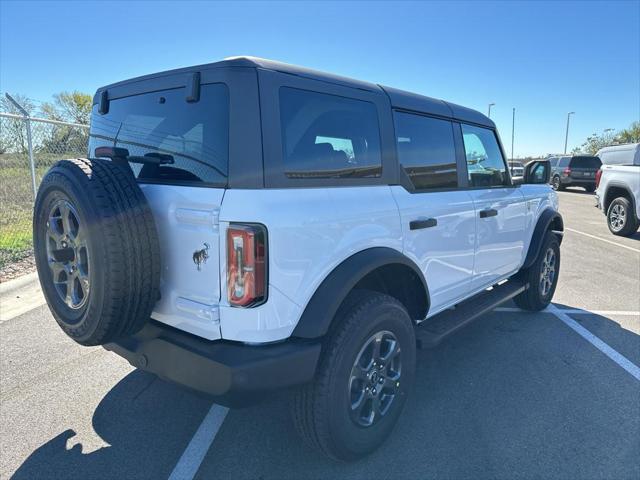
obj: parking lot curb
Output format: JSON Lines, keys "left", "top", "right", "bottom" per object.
{"left": 0, "top": 272, "right": 40, "bottom": 296}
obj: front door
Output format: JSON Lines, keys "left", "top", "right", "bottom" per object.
{"left": 460, "top": 124, "right": 527, "bottom": 290}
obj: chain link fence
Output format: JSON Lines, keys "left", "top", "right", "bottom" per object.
{"left": 0, "top": 111, "right": 89, "bottom": 271}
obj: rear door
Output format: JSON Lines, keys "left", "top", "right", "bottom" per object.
{"left": 460, "top": 124, "right": 527, "bottom": 291}
{"left": 391, "top": 112, "right": 476, "bottom": 313}
{"left": 89, "top": 70, "right": 238, "bottom": 340}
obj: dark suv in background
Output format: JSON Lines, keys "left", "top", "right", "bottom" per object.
{"left": 549, "top": 155, "right": 602, "bottom": 192}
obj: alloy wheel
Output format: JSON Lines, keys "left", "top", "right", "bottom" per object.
{"left": 539, "top": 247, "right": 556, "bottom": 297}
{"left": 348, "top": 330, "right": 402, "bottom": 428}
{"left": 46, "top": 199, "right": 90, "bottom": 310}
{"left": 609, "top": 204, "right": 626, "bottom": 232}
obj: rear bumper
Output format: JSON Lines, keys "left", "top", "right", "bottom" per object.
{"left": 104, "top": 321, "right": 321, "bottom": 407}
{"left": 563, "top": 177, "right": 595, "bottom": 185}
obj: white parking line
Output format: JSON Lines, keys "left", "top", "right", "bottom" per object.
{"left": 169, "top": 404, "right": 229, "bottom": 480}
{"left": 565, "top": 227, "right": 640, "bottom": 253}
{"left": 494, "top": 307, "right": 640, "bottom": 316}
{"left": 547, "top": 305, "right": 640, "bottom": 382}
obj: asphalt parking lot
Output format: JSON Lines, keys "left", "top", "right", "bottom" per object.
{"left": 1, "top": 189, "right": 639, "bottom": 480}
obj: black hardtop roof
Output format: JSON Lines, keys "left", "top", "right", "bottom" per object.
{"left": 95, "top": 56, "right": 495, "bottom": 128}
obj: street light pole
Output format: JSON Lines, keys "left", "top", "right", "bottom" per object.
{"left": 488, "top": 103, "right": 495, "bottom": 118}
{"left": 511, "top": 107, "right": 515, "bottom": 161}
{"left": 564, "top": 111, "right": 575, "bottom": 154}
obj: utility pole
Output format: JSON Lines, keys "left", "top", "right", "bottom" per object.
{"left": 511, "top": 107, "right": 515, "bottom": 161}
{"left": 488, "top": 103, "right": 495, "bottom": 118}
{"left": 564, "top": 111, "right": 575, "bottom": 154}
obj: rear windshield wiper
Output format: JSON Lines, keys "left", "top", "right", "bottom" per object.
{"left": 94, "top": 146, "right": 174, "bottom": 165}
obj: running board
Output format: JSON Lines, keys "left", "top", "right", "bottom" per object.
{"left": 416, "top": 280, "right": 528, "bottom": 349}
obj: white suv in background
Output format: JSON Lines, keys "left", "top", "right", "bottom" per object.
{"left": 33, "top": 57, "right": 563, "bottom": 461}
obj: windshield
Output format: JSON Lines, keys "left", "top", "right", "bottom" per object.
{"left": 89, "top": 84, "right": 229, "bottom": 186}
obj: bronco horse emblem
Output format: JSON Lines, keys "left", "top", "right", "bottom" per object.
{"left": 192, "top": 243, "right": 210, "bottom": 271}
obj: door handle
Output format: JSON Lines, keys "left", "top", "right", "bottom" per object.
{"left": 479, "top": 208, "right": 498, "bottom": 218}
{"left": 410, "top": 218, "right": 437, "bottom": 230}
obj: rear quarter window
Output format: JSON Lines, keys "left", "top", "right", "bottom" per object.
{"left": 89, "top": 83, "right": 229, "bottom": 186}
{"left": 279, "top": 87, "right": 382, "bottom": 179}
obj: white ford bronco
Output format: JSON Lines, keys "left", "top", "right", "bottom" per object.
{"left": 34, "top": 57, "right": 563, "bottom": 461}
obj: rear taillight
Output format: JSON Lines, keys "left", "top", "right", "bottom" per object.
{"left": 595, "top": 169, "right": 602, "bottom": 188}
{"left": 563, "top": 168, "right": 571, "bottom": 176}
{"left": 227, "top": 224, "right": 267, "bottom": 307}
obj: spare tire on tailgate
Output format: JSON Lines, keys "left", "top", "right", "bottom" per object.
{"left": 33, "top": 158, "right": 161, "bottom": 346}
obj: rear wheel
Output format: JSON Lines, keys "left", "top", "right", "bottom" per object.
{"left": 607, "top": 197, "right": 639, "bottom": 237}
{"left": 514, "top": 233, "right": 560, "bottom": 311}
{"left": 291, "top": 290, "right": 416, "bottom": 461}
{"left": 584, "top": 184, "right": 595, "bottom": 193}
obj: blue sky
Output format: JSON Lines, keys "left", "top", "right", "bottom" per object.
{"left": 1, "top": 0, "right": 638, "bottom": 157}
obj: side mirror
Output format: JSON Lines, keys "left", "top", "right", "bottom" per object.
{"left": 523, "top": 160, "right": 550, "bottom": 184}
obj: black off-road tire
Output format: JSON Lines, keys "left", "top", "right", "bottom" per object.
{"left": 291, "top": 290, "right": 416, "bottom": 461}
{"left": 513, "top": 233, "right": 560, "bottom": 311}
{"left": 33, "top": 158, "right": 161, "bottom": 346}
{"left": 607, "top": 197, "right": 639, "bottom": 237}
{"left": 584, "top": 184, "right": 596, "bottom": 193}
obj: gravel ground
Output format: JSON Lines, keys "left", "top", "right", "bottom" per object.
{"left": 0, "top": 250, "right": 36, "bottom": 283}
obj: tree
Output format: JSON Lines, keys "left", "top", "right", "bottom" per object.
{"left": 616, "top": 121, "right": 640, "bottom": 144}
{"left": 39, "top": 91, "right": 91, "bottom": 155}
{"left": 40, "top": 91, "right": 92, "bottom": 125}
{"left": 573, "top": 121, "right": 640, "bottom": 155}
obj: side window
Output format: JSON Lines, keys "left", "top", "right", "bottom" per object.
{"left": 548, "top": 157, "right": 558, "bottom": 167}
{"left": 393, "top": 112, "right": 457, "bottom": 189}
{"left": 558, "top": 157, "right": 570, "bottom": 168}
{"left": 279, "top": 87, "right": 382, "bottom": 179}
{"left": 461, "top": 124, "right": 508, "bottom": 187}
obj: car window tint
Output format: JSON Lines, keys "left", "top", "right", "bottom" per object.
{"left": 279, "top": 87, "right": 382, "bottom": 179}
{"left": 558, "top": 157, "right": 570, "bottom": 168}
{"left": 570, "top": 156, "right": 602, "bottom": 168}
{"left": 89, "top": 84, "right": 229, "bottom": 185}
{"left": 461, "top": 124, "right": 508, "bottom": 187}
{"left": 393, "top": 112, "right": 457, "bottom": 189}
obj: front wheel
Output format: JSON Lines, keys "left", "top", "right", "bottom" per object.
{"left": 607, "top": 197, "right": 639, "bottom": 237}
{"left": 551, "top": 176, "right": 561, "bottom": 191}
{"left": 514, "top": 233, "right": 560, "bottom": 311}
{"left": 291, "top": 291, "right": 416, "bottom": 461}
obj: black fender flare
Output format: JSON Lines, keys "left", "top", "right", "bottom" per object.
{"left": 291, "top": 247, "right": 429, "bottom": 339}
{"left": 523, "top": 208, "right": 564, "bottom": 269}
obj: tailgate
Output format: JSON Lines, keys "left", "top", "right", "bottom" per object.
{"left": 140, "top": 184, "right": 225, "bottom": 340}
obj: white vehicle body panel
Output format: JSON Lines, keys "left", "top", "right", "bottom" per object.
{"left": 140, "top": 184, "right": 225, "bottom": 340}
{"left": 137, "top": 181, "right": 557, "bottom": 344}
{"left": 218, "top": 186, "right": 403, "bottom": 342}
{"left": 390, "top": 186, "right": 476, "bottom": 312}
{"left": 596, "top": 143, "right": 640, "bottom": 166}
{"left": 467, "top": 187, "right": 527, "bottom": 290}
{"left": 596, "top": 165, "right": 640, "bottom": 219}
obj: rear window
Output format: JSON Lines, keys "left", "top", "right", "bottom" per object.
{"left": 570, "top": 156, "right": 602, "bottom": 169}
{"left": 89, "top": 83, "right": 229, "bottom": 185}
{"left": 279, "top": 87, "right": 382, "bottom": 179}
